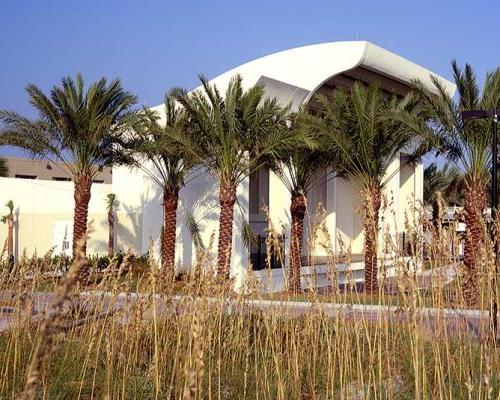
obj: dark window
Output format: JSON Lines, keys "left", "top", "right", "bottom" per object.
{"left": 92, "top": 179, "right": 104, "bottom": 184}
{"left": 249, "top": 170, "right": 260, "bottom": 214}
{"left": 15, "top": 174, "right": 37, "bottom": 179}
{"left": 52, "top": 177, "right": 71, "bottom": 181}
{"left": 250, "top": 235, "right": 286, "bottom": 270}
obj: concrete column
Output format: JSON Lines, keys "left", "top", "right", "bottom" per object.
{"left": 326, "top": 168, "right": 337, "bottom": 254}
{"left": 231, "top": 174, "right": 250, "bottom": 290}
{"left": 268, "top": 169, "right": 291, "bottom": 266}
{"left": 382, "top": 155, "right": 401, "bottom": 254}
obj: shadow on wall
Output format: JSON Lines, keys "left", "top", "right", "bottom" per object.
{"left": 142, "top": 172, "right": 221, "bottom": 270}
{"left": 92, "top": 166, "right": 251, "bottom": 279}
{"left": 93, "top": 200, "right": 143, "bottom": 256}
{"left": 178, "top": 175, "right": 219, "bottom": 270}
{"left": 110, "top": 171, "right": 223, "bottom": 271}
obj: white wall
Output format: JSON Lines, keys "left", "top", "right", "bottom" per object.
{"left": 112, "top": 165, "right": 250, "bottom": 288}
{"left": 0, "top": 177, "right": 113, "bottom": 258}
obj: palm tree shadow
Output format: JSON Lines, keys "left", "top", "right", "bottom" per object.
{"left": 92, "top": 191, "right": 153, "bottom": 257}
{"left": 91, "top": 172, "right": 248, "bottom": 275}
{"left": 98, "top": 172, "right": 220, "bottom": 270}
{"left": 177, "top": 173, "right": 219, "bottom": 270}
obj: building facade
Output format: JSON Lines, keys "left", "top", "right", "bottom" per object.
{"left": 113, "top": 41, "right": 456, "bottom": 291}
{"left": 3, "top": 157, "right": 112, "bottom": 183}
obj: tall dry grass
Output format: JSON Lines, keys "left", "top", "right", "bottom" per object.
{"left": 0, "top": 200, "right": 499, "bottom": 399}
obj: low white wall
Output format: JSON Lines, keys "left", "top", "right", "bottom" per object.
{"left": 251, "top": 262, "right": 366, "bottom": 293}
{"left": 0, "top": 177, "right": 114, "bottom": 258}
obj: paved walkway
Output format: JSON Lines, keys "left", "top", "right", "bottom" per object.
{"left": 1, "top": 288, "right": 495, "bottom": 341}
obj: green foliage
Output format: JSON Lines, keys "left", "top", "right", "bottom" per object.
{"left": 424, "top": 162, "right": 463, "bottom": 206}
{"left": 106, "top": 193, "right": 118, "bottom": 213}
{"left": 170, "top": 74, "right": 310, "bottom": 188}
{"left": 1, "top": 200, "right": 14, "bottom": 224}
{"left": 0, "top": 73, "right": 139, "bottom": 179}
{"left": 307, "top": 82, "right": 426, "bottom": 189}
{"left": 241, "top": 220, "right": 258, "bottom": 250}
{"left": 268, "top": 111, "right": 334, "bottom": 198}
{"left": 409, "top": 62, "right": 500, "bottom": 186}
{"left": 186, "top": 211, "right": 205, "bottom": 251}
{"left": 129, "top": 94, "right": 197, "bottom": 194}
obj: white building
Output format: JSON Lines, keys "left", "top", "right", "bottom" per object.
{"left": 0, "top": 41, "right": 455, "bottom": 292}
{"left": 113, "top": 41, "right": 455, "bottom": 291}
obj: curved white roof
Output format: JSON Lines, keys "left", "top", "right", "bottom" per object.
{"left": 154, "top": 41, "right": 455, "bottom": 112}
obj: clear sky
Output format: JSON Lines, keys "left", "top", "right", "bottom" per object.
{"left": 1, "top": 0, "right": 499, "bottom": 155}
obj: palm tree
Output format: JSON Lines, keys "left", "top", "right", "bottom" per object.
{"left": 424, "top": 162, "right": 462, "bottom": 224}
{"left": 267, "top": 114, "right": 335, "bottom": 292}
{"left": 130, "top": 95, "right": 198, "bottom": 279}
{"left": 106, "top": 193, "right": 118, "bottom": 257}
{"left": 0, "top": 74, "right": 138, "bottom": 260}
{"left": 409, "top": 62, "right": 500, "bottom": 305}
{"left": 309, "top": 83, "right": 426, "bottom": 293}
{"left": 171, "top": 75, "right": 304, "bottom": 279}
{"left": 1, "top": 200, "right": 14, "bottom": 261}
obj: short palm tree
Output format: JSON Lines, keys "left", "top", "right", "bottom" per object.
{"left": 409, "top": 62, "right": 500, "bottom": 305}
{"left": 171, "top": 75, "right": 303, "bottom": 279}
{"left": 130, "top": 95, "right": 198, "bottom": 278}
{"left": 309, "top": 83, "right": 426, "bottom": 293}
{"left": 106, "top": 193, "right": 118, "bottom": 257}
{"left": 0, "top": 74, "right": 137, "bottom": 260}
{"left": 1, "top": 200, "right": 14, "bottom": 261}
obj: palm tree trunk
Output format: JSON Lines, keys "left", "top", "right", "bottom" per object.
{"left": 108, "top": 210, "right": 114, "bottom": 257}
{"left": 72, "top": 173, "right": 92, "bottom": 258}
{"left": 362, "top": 184, "right": 382, "bottom": 293}
{"left": 217, "top": 183, "right": 237, "bottom": 279}
{"left": 162, "top": 188, "right": 179, "bottom": 280}
{"left": 431, "top": 198, "right": 440, "bottom": 231}
{"left": 463, "top": 179, "right": 487, "bottom": 306}
{"left": 7, "top": 215, "right": 13, "bottom": 260}
{"left": 289, "top": 192, "right": 306, "bottom": 293}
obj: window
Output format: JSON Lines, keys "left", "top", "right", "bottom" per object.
{"left": 249, "top": 167, "right": 269, "bottom": 215}
{"left": 250, "top": 234, "right": 285, "bottom": 270}
{"left": 15, "top": 174, "right": 37, "bottom": 179}
{"left": 92, "top": 179, "right": 104, "bottom": 184}
{"left": 249, "top": 170, "right": 260, "bottom": 214}
{"left": 52, "top": 177, "right": 71, "bottom": 181}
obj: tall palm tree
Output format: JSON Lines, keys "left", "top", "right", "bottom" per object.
{"left": 309, "top": 83, "right": 426, "bottom": 293}
{"left": 130, "top": 95, "right": 198, "bottom": 279}
{"left": 106, "top": 193, "right": 118, "bottom": 257}
{"left": 267, "top": 113, "right": 335, "bottom": 292}
{"left": 171, "top": 75, "right": 304, "bottom": 279}
{"left": 1, "top": 200, "right": 14, "bottom": 261}
{"left": 424, "top": 162, "right": 463, "bottom": 224}
{"left": 0, "top": 74, "right": 138, "bottom": 260}
{"left": 408, "top": 62, "right": 500, "bottom": 305}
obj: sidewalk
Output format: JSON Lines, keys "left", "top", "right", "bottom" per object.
{"left": 1, "top": 288, "right": 494, "bottom": 340}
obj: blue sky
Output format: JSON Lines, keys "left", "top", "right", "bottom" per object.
{"left": 1, "top": 0, "right": 499, "bottom": 156}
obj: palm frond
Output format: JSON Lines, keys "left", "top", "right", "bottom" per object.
{"left": 307, "top": 82, "right": 424, "bottom": 189}
{"left": 171, "top": 74, "right": 309, "bottom": 189}
{"left": 1, "top": 74, "right": 139, "bottom": 179}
